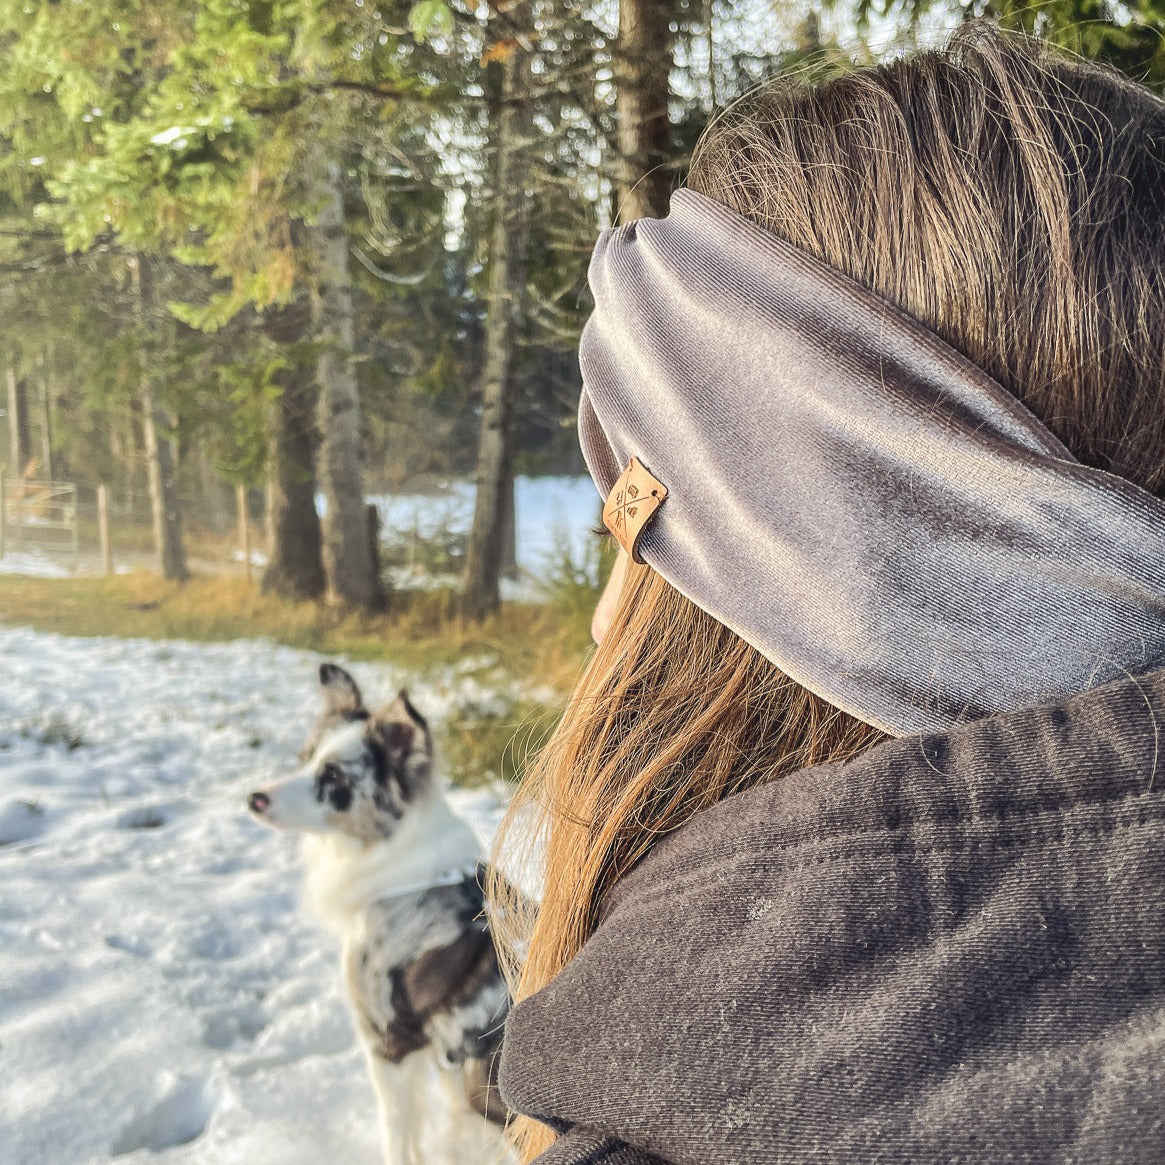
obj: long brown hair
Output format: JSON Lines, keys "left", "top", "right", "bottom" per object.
{"left": 491, "top": 25, "right": 1165, "bottom": 1159}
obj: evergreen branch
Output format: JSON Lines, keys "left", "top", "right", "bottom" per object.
{"left": 0, "top": 227, "right": 63, "bottom": 240}
{"left": 244, "top": 77, "right": 447, "bottom": 117}
{"left": 350, "top": 244, "right": 436, "bottom": 285}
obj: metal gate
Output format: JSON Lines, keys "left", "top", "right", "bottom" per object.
{"left": 0, "top": 479, "right": 78, "bottom": 556}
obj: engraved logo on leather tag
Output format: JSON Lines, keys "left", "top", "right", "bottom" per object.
{"left": 603, "top": 457, "right": 668, "bottom": 564}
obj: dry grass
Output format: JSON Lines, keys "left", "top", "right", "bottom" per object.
{"left": 0, "top": 572, "right": 586, "bottom": 675}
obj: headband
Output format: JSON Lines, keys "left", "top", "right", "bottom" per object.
{"left": 579, "top": 188, "right": 1165, "bottom": 736}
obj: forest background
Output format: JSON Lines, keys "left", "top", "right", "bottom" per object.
{"left": 0, "top": 0, "right": 1162, "bottom": 629}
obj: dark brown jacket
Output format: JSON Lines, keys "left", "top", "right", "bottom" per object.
{"left": 500, "top": 669, "right": 1165, "bottom": 1163}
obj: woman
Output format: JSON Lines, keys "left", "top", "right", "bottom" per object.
{"left": 491, "top": 24, "right": 1165, "bottom": 1164}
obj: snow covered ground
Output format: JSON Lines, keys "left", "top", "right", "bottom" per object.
{"left": 0, "top": 548, "right": 73, "bottom": 579}
{"left": 0, "top": 626, "right": 529, "bottom": 1165}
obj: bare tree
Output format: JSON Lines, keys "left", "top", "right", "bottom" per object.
{"left": 5, "top": 360, "right": 24, "bottom": 474}
{"left": 307, "top": 142, "right": 385, "bottom": 610}
{"left": 461, "top": 2, "right": 535, "bottom": 621}
{"left": 130, "top": 255, "right": 188, "bottom": 582}
{"left": 35, "top": 348, "right": 52, "bottom": 481}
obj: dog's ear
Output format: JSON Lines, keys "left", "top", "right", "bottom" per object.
{"left": 370, "top": 716, "right": 416, "bottom": 762}
{"left": 367, "top": 691, "right": 431, "bottom": 793}
{"left": 369, "top": 690, "right": 428, "bottom": 753}
{"left": 319, "top": 663, "right": 365, "bottom": 717}
{"left": 392, "top": 688, "right": 428, "bottom": 730}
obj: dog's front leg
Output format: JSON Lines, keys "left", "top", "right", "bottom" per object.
{"left": 360, "top": 1042, "right": 428, "bottom": 1165}
{"left": 344, "top": 937, "right": 431, "bottom": 1165}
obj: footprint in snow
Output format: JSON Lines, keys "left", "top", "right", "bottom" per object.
{"left": 110, "top": 1075, "right": 214, "bottom": 1156}
{"left": 0, "top": 799, "right": 48, "bottom": 845}
{"left": 104, "top": 933, "right": 153, "bottom": 958}
{"left": 116, "top": 804, "right": 171, "bottom": 830}
{"left": 201, "top": 1005, "right": 268, "bottom": 1050}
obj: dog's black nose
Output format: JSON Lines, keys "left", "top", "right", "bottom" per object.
{"left": 248, "top": 791, "right": 270, "bottom": 814}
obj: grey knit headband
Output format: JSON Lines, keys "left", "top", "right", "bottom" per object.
{"left": 578, "top": 188, "right": 1165, "bottom": 736}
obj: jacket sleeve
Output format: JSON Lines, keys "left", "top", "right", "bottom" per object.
{"left": 532, "top": 1128, "right": 673, "bottom": 1165}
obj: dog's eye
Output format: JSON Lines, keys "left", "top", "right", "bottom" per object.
{"left": 318, "top": 764, "right": 340, "bottom": 786}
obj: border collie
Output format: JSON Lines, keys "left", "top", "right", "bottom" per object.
{"left": 247, "top": 663, "right": 513, "bottom": 1165}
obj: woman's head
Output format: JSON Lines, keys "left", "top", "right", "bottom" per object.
{"left": 494, "top": 26, "right": 1165, "bottom": 1156}
{"left": 688, "top": 24, "right": 1165, "bottom": 490}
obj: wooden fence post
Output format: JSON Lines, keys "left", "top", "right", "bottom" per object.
{"left": 236, "top": 484, "right": 252, "bottom": 582}
{"left": 97, "top": 484, "right": 113, "bottom": 577}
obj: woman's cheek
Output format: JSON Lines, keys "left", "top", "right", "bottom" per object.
{"left": 592, "top": 549, "right": 630, "bottom": 645}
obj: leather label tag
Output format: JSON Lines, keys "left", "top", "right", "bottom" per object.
{"left": 603, "top": 457, "right": 668, "bottom": 563}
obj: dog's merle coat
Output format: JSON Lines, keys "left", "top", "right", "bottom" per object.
{"left": 248, "top": 664, "right": 513, "bottom": 1160}
{"left": 350, "top": 867, "right": 510, "bottom": 1123}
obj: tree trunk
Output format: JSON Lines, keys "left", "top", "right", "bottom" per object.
{"left": 704, "top": 0, "right": 717, "bottom": 111}
{"left": 306, "top": 146, "right": 384, "bottom": 610}
{"left": 615, "top": 0, "right": 675, "bottom": 221}
{"left": 196, "top": 444, "right": 230, "bottom": 533}
{"left": 5, "top": 361, "right": 24, "bottom": 475}
{"left": 122, "top": 404, "right": 142, "bottom": 514}
{"left": 131, "top": 255, "right": 188, "bottom": 582}
{"left": 262, "top": 355, "right": 325, "bottom": 601}
{"left": 16, "top": 379, "right": 32, "bottom": 476}
{"left": 35, "top": 350, "right": 53, "bottom": 481}
{"left": 500, "top": 478, "right": 518, "bottom": 581}
{"left": 461, "top": 3, "right": 534, "bottom": 620}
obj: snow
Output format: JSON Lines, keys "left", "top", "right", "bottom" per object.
{"left": 0, "top": 475, "right": 601, "bottom": 591}
{"left": 0, "top": 626, "right": 530, "bottom": 1165}
{"left": 150, "top": 126, "right": 193, "bottom": 147}
{"left": 368, "top": 474, "right": 600, "bottom": 582}
{"left": 0, "top": 548, "right": 72, "bottom": 578}
{"left": 229, "top": 547, "right": 269, "bottom": 567}
{"left": 512, "top": 474, "right": 601, "bottom": 574}
{"left": 371, "top": 474, "right": 601, "bottom": 602}
{"left": 0, "top": 547, "right": 130, "bottom": 578}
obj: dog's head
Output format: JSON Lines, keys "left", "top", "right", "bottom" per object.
{"left": 247, "top": 663, "right": 432, "bottom": 843}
